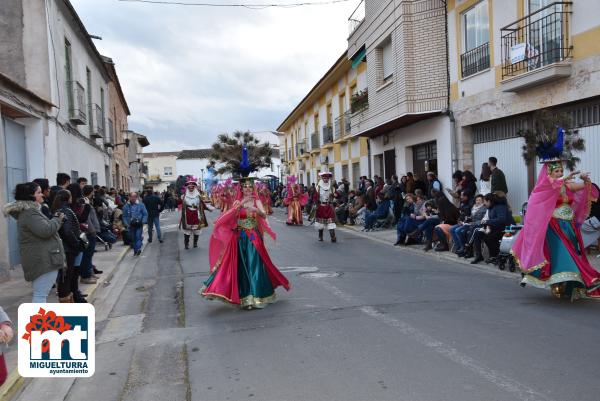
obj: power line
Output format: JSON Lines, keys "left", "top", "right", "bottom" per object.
{"left": 118, "top": 0, "right": 353, "bottom": 9}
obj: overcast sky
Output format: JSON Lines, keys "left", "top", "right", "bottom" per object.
{"left": 70, "top": 0, "right": 359, "bottom": 152}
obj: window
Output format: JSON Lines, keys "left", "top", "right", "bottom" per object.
{"left": 65, "top": 39, "right": 73, "bottom": 112}
{"left": 164, "top": 166, "right": 173, "bottom": 176}
{"left": 460, "top": 0, "right": 490, "bottom": 77}
{"left": 382, "top": 39, "right": 393, "bottom": 81}
{"left": 86, "top": 68, "right": 93, "bottom": 134}
{"left": 70, "top": 170, "right": 79, "bottom": 181}
{"left": 91, "top": 172, "right": 98, "bottom": 186}
{"left": 463, "top": 1, "right": 489, "bottom": 52}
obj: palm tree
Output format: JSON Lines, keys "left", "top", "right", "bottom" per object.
{"left": 209, "top": 131, "right": 273, "bottom": 177}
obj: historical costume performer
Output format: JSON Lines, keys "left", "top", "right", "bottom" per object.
{"left": 180, "top": 179, "right": 213, "bottom": 249}
{"left": 257, "top": 182, "right": 273, "bottom": 215}
{"left": 313, "top": 171, "right": 337, "bottom": 242}
{"left": 219, "top": 179, "right": 236, "bottom": 214}
{"left": 512, "top": 126, "right": 600, "bottom": 299}
{"left": 284, "top": 176, "right": 308, "bottom": 225}
{"left": 201, "top": 176, "right": 290, "bottom": 309}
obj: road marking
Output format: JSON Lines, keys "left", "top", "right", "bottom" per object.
{"left": 278, "top": 266, "right": 319, "bottom": 273}
{"left": 309, "top": 278, "right": 555, "bottom": 401}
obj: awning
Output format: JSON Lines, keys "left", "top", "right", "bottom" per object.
{"left": 351, "top": 47, "right": 366, "bottom": 69}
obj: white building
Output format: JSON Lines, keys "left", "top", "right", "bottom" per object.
{"left": 143, "top": 151, "right": 180, "bottom": 192}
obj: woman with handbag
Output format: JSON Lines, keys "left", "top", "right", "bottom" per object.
{"left": 52, "top": 189, "right": 88, "bottom": 303}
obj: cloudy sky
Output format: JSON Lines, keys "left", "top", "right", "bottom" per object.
{"left": 70, "top": 0, "right": 359, "bottom": 151}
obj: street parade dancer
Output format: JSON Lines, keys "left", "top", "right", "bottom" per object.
{"left": 257, "top": 181, "right": 273, "bottom": 215}
{"left": 201, "top": 147, "right": 290, "bottom": 309}
{"left": 219, "top": 179, "right": 236, "bottom": 214}
{"left": 284, "top": 176, "right": 308, "bottom": 225}
{"left": 313, "top": 171, "right": 337, "bottom": 242}
{"left": 180, "top": 179, "right": 214, "bottom": 249}
{"left": 512, "top": 126, "right": 600, "bottom": 300}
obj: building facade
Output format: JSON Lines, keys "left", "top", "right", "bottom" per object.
{"left": 128, "top": 131, "right": 150, "bottom": 193}
{"left": 104, "top": 56, "right": 131, "bottom": 192}
{"left": 346, "top": 0, "right": 451, "bottom": 186}
{"left": 448, "top": 0, "right": 600, "bottom": 210}
{"left": 277, "top": 53, "right": 369, "bottom": 188}
{"left": 143, "top": 151, "right": 179, "bottom": 192}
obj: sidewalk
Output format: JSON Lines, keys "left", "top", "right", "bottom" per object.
{"left": 339, "top": 223, "right": 600, "bottom": 275}
{"left": 0, "top": 241, "right": 132, "bottom": 401}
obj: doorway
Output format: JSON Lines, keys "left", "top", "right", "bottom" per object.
{"left": 383, "top": 149, "right": 396, "bottom": 179}
{"left": 412, "top": 141, "right": 437, "bottom": 181}
{"left": 3, "top": 118, "right": 27, "bottom": 266}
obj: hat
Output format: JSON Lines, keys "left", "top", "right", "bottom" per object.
{"left": 186, "top": 180, "right": 198, "bottom": 186}
{"left": 319, "top": 171, "right": 333, "bottom": 177}
{"left": 239, "top": 177, "right": 256, "bottom": 188}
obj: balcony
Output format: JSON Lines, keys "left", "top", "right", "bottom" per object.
{"left": 91, "top": 104, "right": 104, "bottom": 139}
{"left": 334, "top": 111, "right": 351, "bottom": 141}
{"left": 322, "top": 124, "right": 333, "bottom": 145}
{"left": 68, "top": 81, "right": 86, "bottom": 125}
{"left": 348, "top": 0, "right": 365, "bottom": 36}
{"left": 296, "top": 140, "right": 307, "bottom": 157}
{"left": 310, "top": 132, "right": 320, "bottom": 151}
{"left": 460, "top": 42, "right": 490, "bottom": 78}
{"left": 500, "top": 2, "right": 573, "bottom": 92}
{"left": 350, "top": 89, "right": 369, "bottom": 114}
{"left": 105, "top": 118, "right": 114, "bottom": 146}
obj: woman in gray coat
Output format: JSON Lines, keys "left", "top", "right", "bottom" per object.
{"left": 3, "top": 182, "right": 65, "bottom": 302}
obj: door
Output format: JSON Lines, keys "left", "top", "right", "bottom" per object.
{"left": 3, "top": 118, "right": 27, "bottom": 266}
{"left": 528, "top": 0, "right": 564, "bottom": 68}
{"left": 383, "top": 149, "right": 396, "bottom": 179}
{"left": 412, "top": 141, "right": 437, "bottom": 180}
{"left": 341, "top": 164, "right": 349, "bottom": 181}
{"left": 352, "top": 162, "right": 361, "bottom": 188}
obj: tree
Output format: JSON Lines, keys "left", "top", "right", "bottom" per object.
{"left": 209, "top": 131, "right": 273, "bottom": 177}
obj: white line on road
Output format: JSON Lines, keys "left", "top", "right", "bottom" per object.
{"left": 309, "top": 278, "right": 555, "bottom": 401}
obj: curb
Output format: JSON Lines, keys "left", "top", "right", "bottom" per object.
{"left": 0, "top": 245, "right": 131, "bottom": 401}
{"left": 338, "top": 225, "right": 520, "bottom": 280}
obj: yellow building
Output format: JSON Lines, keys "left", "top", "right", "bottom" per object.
{"left": 448, "top": 0, "right": 600, "bottom": 210}
{"left": 277, "top": 52, "right": 369, "bottom": 187}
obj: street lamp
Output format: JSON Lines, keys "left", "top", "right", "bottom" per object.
{"left": 201, "top": 168, "right": 205, "bottom": 192}
{"left": 105, "top": 129, "right": 130, "bottom": 149}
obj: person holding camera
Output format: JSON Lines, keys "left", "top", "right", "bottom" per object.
{"left": 123, "top": 192, "right": 148, "bottom": 256}
{"left": 3, "top": 182, "right": 66, "bottom": 303}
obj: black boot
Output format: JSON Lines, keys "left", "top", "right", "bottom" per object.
{"left": 318, "top": 230, "right": 324, "bottom": 242}
{"left": 193, "top": 235, "right": 199, "bottom": 248}
{"left": 471, "top": 249, "right": 484, "bottom": 264}
{"left": 329, "top": 229, "right": 337, "bottom": 243}
{"left": 423, "top": 241, "right": 433, "bottom": 252}
{"left": 394, "top": 234, "right": 405, "bottom": 246}
{"left": 184, "top": 234, "right": 190, "bottom": 250}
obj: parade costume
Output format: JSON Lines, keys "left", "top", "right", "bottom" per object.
{"left": 257, "top": 182, "right": 273, "bottom": 215}
{"left": 219, "top": 179, "right": 236, "bottom": 214}
{"left": 512, "top": 127, "right": 600, "bottom": 299}
{"left": 180, "top": 180, "right": 212, "bottom": 249}
{"left": 201, "top": 172, "right": 290, "bottom": 309}
{"left": 284, "top": 177, "right": 308, "bottom": 225}
{"left": 313, "top": 172, "right": 337, "bottom": 242}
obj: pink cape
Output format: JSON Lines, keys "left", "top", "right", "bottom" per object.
{"left": 512, "top": 165, "right": 598, "bottom": 272}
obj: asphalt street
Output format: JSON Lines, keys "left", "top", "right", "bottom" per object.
{"left": 14, "top": 208, "right": 600, "bottom": 401}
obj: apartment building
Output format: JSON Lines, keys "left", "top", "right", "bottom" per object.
{"left": 346, "top": 0, "right": 451, "bottom": 186}
{"left": 277, "top": 53, "right": 370, "bottom": 187}
{"left": 449, "top": 0, "right": 600, "bottom": 209}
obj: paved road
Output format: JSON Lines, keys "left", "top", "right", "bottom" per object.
{"left": 15, "top": 208, "right": 600, "bottom": 401}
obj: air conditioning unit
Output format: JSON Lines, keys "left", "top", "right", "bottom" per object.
{"left": 90, "top": 104, "right": 104, "bottom": 139}
{"left": 68, "top": 81, "right": 87, "bottom": 125}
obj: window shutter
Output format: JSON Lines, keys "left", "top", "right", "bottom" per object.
{"left": 382, "top": 41, "right": 393, "bottom": 79}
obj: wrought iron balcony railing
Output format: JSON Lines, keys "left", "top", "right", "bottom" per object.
{"left": 322, "top": 124, "right": 333, "bottom": 144}
{"left": 310, "top": 132, "right": 320, "bottom": 150}
{"left": 501, "top": 2, "right": 572, "bottom": 79}
{"left": 461, "top": 42, "right": 490, "bottom": 78}
{"left": 348, "top": 0, "right": 365, "bottom": 35}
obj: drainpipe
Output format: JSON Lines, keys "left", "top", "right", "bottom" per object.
{"left": 442, "top": 0, "right": 458, "bottom": 172}
{"left": 367, "top": 138, "right": 372, "bottom": 178}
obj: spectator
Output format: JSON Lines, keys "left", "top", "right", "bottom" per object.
{"left": 123, "top": 192, "right": 148, "bottom": 256}
{"left": 348, "top": 191, "right": 365, "bottom": 225}
{"left": 432, "top": 194, "right": 460, "bottom": 252}
{"left": 363, "top": 192, "right": 391, "bottom": 231}
{"left": 405, "top": 172, "right": 416, "bottom": 194}
{"left": 414, "top": 173, "right": 427, "bottom": 194}
{"left": 3, "top": 182, "right": 65, "bottom": 302}
{"left": 582, "top": 183, "right": 600, "bottom": 248}
{"left": 479, "top": 162, "right": 492, "bottom": 195}
{"left": 399, "top": 175, "right": 408, "bottom": 194}
{"left": 365, "top": 180, "right": 377, "bottom": 211}
{"left": 77, "top": 177, "right": 88, "bottom": 189}
{"left": 408, "top": 199, "right": 439, "bottom": 251}
{"left": 49, "top": 172, "right": 71, "bottom": 206}
{"left": 488, "top": 156, "right": 508, "bottom": 196}
{"left": 80, "top": 185, "right": 100, "bottom": 285}
{"left": 395, "top": 193, "right": 419, "bottom": 245}
{"left": 0, "top": 306, "right": 13, "bottom": 386}
{"left": 52, "top": 189, "right": 86, "bottom": 302}
{"left": 447, "top": 191, "right": 475, "bottom": 254}
{"left": 143, "top": 189, "right": 164, "bottom": 243}
{"left": 33, "top": 178, "right": 52, "bottom": 219}
{"left": 358, "top": 176, "right": 367, "bottom": 193}
{"left": 455, "top": 194, "right": 487, "bottom": 257}
{"left": 470, "top": 193, "right": 514, "bottom": 264}
{"left": 426, "top": 172, "right": 442, "bottom": 199}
